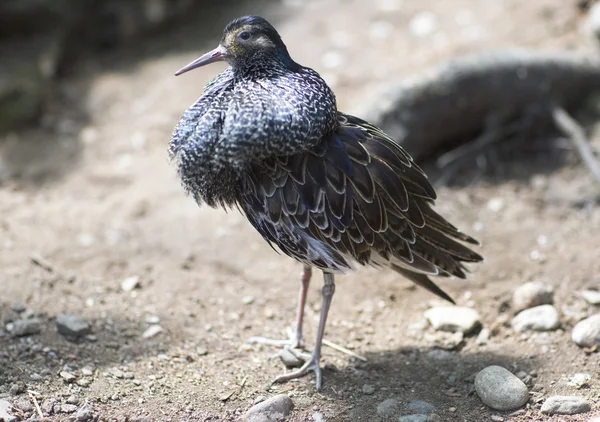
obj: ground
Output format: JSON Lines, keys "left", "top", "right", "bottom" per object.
{"left": 1, "top": 0, "right": 600, "bottom": 421}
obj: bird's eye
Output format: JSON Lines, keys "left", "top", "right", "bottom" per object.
{"left": 238, "top": 31, "right": 251, "bottom": 41}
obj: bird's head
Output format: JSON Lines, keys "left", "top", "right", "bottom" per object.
{"left": 175, "top": 16, "right": 293, "bottom": 76}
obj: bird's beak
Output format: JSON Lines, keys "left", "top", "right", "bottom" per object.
{"left": 175, "top": 45, "right": 227, "bottom": 76}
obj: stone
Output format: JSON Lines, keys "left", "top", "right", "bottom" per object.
{"left": 424, "top": 306, "right": 481, "bottom": 334}
{"left": 0, "top": 399, "right": 17, "bottom": 422}
{"left": 10, "top": 318, "right": 41, "bottom": 336}
{"left": 75, "top": 405, "right": 94, "bottom": 422}
{"left": 362, "top": 384, "right": 375, "bottom": 395}
{"left": 61, "top": 404, "right": 78, "bottom": 413}
{"left": 511, "top": 305, "right": 560, "bottom": 332}
{"left": 243, "top": 394, "right": 293, "bottom": 421}
{"left": 56, "top": 313, "right": 91, "bottom": 338}
{"left": 540, "top": 396, "right": 591, "bottom": 415}
{"left": 60, "top": 370, "right": 77, "bottom": 383}
{"left": 399, "top": 415, "right": 428, "bottom": 422}
{"left": 278, "top": 348, "right": 304, "bottom": 368}
{"left": 41, "top": 398, "right": 57, "bottom": 415}
{"left": 120, "top": 275, "right": 140, "bottom": 292}
{"left": 408, "top": 400, "right": 436, "bottom": 414}
{"left": 142, "top": 325, "right": 163, "bottom": 338}
{"left": 512, "top": 282, "right": 553, "bottom": 312}
{"left": 8, "top": 382, "right": 25, "bottom": 395}
{"left": 474, "top": 366, "right": 529, "bottom": 410}
{"left": 376, "top": 398, "right": 399, "bottom": 417}
{"left": 572, "top": 314, "right": 600, "bottom": 347}
{"left": 581, "top": 290, "right": 600, "bottom": 305}
{"left": 11, "top": 301, "right": 26, "bottom": 313}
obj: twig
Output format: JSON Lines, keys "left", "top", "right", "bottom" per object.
{"left": 552, "top": 106, "right": 600, "bottom": 184}
{"left": 27, "top": 390, "right": 44, "bottom": 420}
{"left": 30, "top": 255, "right": 55, "bottom": 273}
{"left": 322, "top": 339, "right": 367, "bottom": 362}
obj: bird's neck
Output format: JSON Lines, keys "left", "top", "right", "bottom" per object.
{"left": 231, "top": 54, "right": 299, "bottom": 80}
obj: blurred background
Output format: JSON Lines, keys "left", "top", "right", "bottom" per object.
{"left": 1, "top": 1, "right": 600, "bottom": 421}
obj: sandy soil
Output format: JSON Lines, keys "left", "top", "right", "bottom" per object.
{"left": 2, "top": 0, "right": 600, "bottom": 421}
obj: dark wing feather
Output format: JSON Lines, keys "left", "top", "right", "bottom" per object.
{"left": 239, "top": 112, "right": 482, "bottom": 303}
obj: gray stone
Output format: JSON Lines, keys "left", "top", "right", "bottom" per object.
{"left": 142, "top": 325, "right": 163, "bottom": 338}
{"left": 377, "top": 398, "right": 400, "bottom": 417}
{"left": 424, "top": 306, "right": 481, "bottom": 334}
{"left": 56, "top": 313, "right": 91, "bottom": 338}
{"left": 572, "top": 314, "right": 600, "bottom": 347}
{"left": 61, "top": 404, "right": 78, "bottom": 413}
{"left": 362, "top": 384, "right": 375, "bottom": 395}
{"left": 41, "top": 398, "right": 57, "bottom": 415}
{"left": 511, "top": 305, "right": 560, "bottom": 332}
{"left": 60, "top": 370, "right": 76, "bottom": 383}
{"left": 540, "top": 396, "right": 591, "bottom": 415}
{"left": 399, "top": 415, "right": 428, "bottom": 422}
{"left": 8, "top": 382, "right": 25, "bottom": 395}
{"left": 474, "top": 366, "right": 529, "bottom": 410}
{"left": 243, "top": 394, "right": 293, "bottom": 421}
{"left": 75, "top": 405, "right": 94, "bottom": 422}
{"left": 0, "top": 399, "right": 17, "bottom": 422}
{"left": 512, "top": 282, "right": 553, "bottom": 312}
{"left": 10, "top": 318, "right": 41, "bottom": 336}
{"left": 407, "top": 400, "right": 435, "bottom": 414}
{"left": 278, "top": 348, "right": 304, "bottom": 368}
{"left": 11, "top": 301, "right": 26, "bottom": 313}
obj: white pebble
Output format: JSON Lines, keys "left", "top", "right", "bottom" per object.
{"left": 512, "top": 282, "right": 553, "bottom": 312}
{"left": 120, "top": 275, "right": 140, "bottom": 292}
{"left": 424, "top": 306, "right": 481, "bottom": 334}
{"left": 581, "top": 290, "right": 600, "bottom": 305}
{"left": 572, "top": 314, "right": 600, "bottom": 347}
{"left": 142, "top": 325, "right": 163, "bottom": 339}
{"left": 511, "top": 305, "right": 560, "bottom": 332}
{"left": 243, "top": 394, "right": 293, "bottom": 421}
{"left": 409, "top": 12, "right": 437, "bottom": 37}
{"left": 486, "top": 198, "right": 504, "bottom": 212}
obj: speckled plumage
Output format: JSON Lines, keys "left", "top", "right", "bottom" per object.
{"left": 170, "top": 16, "right": 482, "bottom": 390}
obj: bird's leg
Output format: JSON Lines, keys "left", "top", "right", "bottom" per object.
{"left": 272, "top": 272, "right": 335, "bottom": 391}
{"left": 246, "top": 265, "right": 312, "bottom": 349}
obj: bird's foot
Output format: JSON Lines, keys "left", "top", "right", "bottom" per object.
{"left": 245, "top": 327, "right": 305, "bottom": 350}
{"left": 272, "top": 353, "right": 324, "bottom": 391}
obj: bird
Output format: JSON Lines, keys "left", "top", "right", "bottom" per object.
{"left": 170, "top": 15, "right": 483, "bottom": 391}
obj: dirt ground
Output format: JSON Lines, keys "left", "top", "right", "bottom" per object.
{"left": 2, "top": 0, "right": 600, "bottom": 421}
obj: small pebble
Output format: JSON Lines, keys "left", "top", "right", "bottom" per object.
{"left": 0, "top": 399, "right": 16, "bottom": 422}
{"left": 581, "top": 290, "right": 600, "bottom": 305}
{"left": 61, "top": 404, "right": 78, "bottom": 413}
{"left": 572, "top": 314, "right": 600, "bottom": 347}
{"left": 60, "top": 371, "right": 77, "bottom": 383}
{"left": 242, "top": 296, "right": 255, "bottom": 305}
{"left": 8, "top": 382, "right": 25, "bottom": 395}
{"left": 399, "top": 415, "right": 427, "bottom": 422}
{"left": 376, "top": 398, "right": 399, "bottom": 417}
{"left": 312, "top": 411, "right": 325, "bottom": 422}
{"left": 75, "top": 405, "right": 94, "bottom": 422}
{"left": 511, "top": 305, "right": 560, "bottom": 332}
{"left": 41, "top": 398, "right": 57, "bottom": 414}
{"left": 11, "top": 301, "right": 26, "bottom": 313}
{"left": 512, "top": 282, "right": 553, "bottom": 312}
{"left": 567, "top": 373, "right": 591, "bottom": 388}
{"left": 279, "top": 348, "right": 304, "bottom": 368}
{"left": 120, "top": 275, "right": 140, "bottom": 292}
{"left": 145, "top": 315, "right": 160, "bottom": 324}
{"left": 474, "top": 366, "right": 529, "bottom": 410}
{"left": 490, "top": 416, "right": 504, "bottom": 422}
{"left": 10, "top": 319, "right": 41, "bottom": 336}
{"left": 424, "top": 306, "right": 481, "bottom": 334}
{"left": 540, "top": 396, "right": 591, "bottom": 415}
{"left": 142, "top": 325, "right": 163, "bottom": 338}
{"left": 362, "top": 384, "right": 375, "bottom": 395}
{"left": 67, "top": 395, "right": 79, "bottom": 405}
{"left": 409, "top": 11, "right": 437, "bottom": 37}
{"left": 476, "top": 328, "right": 490, "bottom": 345}
{"left": 56, "top": 313, "right": 91, "bottom": 338}
{"left": 408, "top": 400, "right": 436, "bottom": 414}
{"left": 243, "top": 394, "right": 293, "bottom": 421}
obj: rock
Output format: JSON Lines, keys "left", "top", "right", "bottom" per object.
{"left": 567, "top": 373, "right": 591, "bottom": 388}
{"left": 11, "top": 301, "right": 26, "bottom": 313}
{"left": 362, "top": 384, "right": 375, "bottom": 395}
{"left": 425, "top": 415, "right": 441, "bottom": 422}
{"left": 0, "top": 399, "right": 16, "bottom": 422}
{"left": 424, "top": 331, "right": 463, "bottom": 350}
{"left": 41, "top": 398, "right": 57, "bottom": 415}
{"left": 424, "top": 306, "right": 481, "bottom": 334}
{"left": 476, "top": 328, "right": 490, "bottom": 345}
{"left": 408, "top": 400, "right": 436, "bottom": 414}
{"left": 512, "top": 282, "right": 553, "bottom": 312}
{"left": 572, "top": 314, "right": 600, "bottom": 347}
{"left": 61, "top": 404, "right": 78, "bottom": 413}
{"left": 75, "top": 405, "right": 94, "bottom": 422}
{"left": 376, "top": 398, "right": 399, "bottom": 417}
{"left": 120, "top": 275, "right": 140, "bottom": 292}
{"left": 540, "top": 396, "right": 591, "bottom": 415}
{"left": 581, "top": 289, "right": 600, "bottom": 305}
{"left": 278, "top": 348, "right": 304, "bottom": 368}
{"left": 142, "top": 325, "right": 163, "bottom": 338}
{"left": 60, "top": 370, "right": 77, "bottom": 383}
{"left": 511, "top": 305, "right": 560, "bottom": 332}
{"left": 10, "top": 318, "right": 42, "bottom": 336}
{"left": 474, "top": 366, "right": 529, "bottom": 410}
{"left": 8, "top": 382, "right": 26, "bottom": 395}
{"left": 399, "top": 415, "right": 428, "bottom": 422}
{"left": 56, "top": 313, "right": 91, "bottom": 338}
{"left": 243, "top": 394, "right": 293, "bottom": 421}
